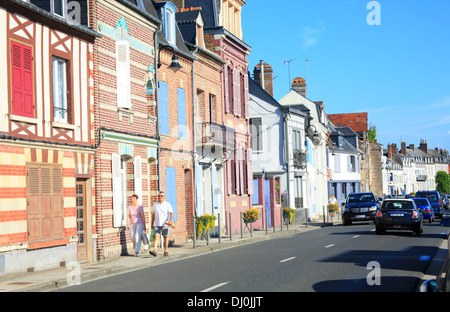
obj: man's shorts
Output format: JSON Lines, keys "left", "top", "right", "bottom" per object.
{"left": 154, "top": 225, "right": 169, "bottom": 237}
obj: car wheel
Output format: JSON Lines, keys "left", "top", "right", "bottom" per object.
{"left": 414, "top": 224, "right": 422, "bottom": 236}
{"left": 376, "top": 226, "right": 384, "bottom": 235}
{"left": 429, "top": 218, "right": 433, "bottom": 224}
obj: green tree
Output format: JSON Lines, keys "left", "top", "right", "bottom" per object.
{"left": 436, "top": 171, "right": 450, "bottom": 194}
{"left": 367, "top": 124, "right": 377, "bottom": 142}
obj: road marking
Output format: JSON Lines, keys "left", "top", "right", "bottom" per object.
{"left": 352, "top": 235, "right": 360, "bottom": 239}
{"left": 280, "top": 257, "right": 296, "bottom": 263}
{"left": 201, "top": 282, "right": 230, "bottom": 292}
{"left": 325, "top": 244, "right": 335, "bottom": 248}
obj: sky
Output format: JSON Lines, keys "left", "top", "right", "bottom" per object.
{"left": 241, "top": 0, "right": 450, "bottom": 152}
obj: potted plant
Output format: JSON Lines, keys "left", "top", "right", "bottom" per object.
{"left": 242, "top": 208, "right": 260, "bottom": 224}
{"left": 196, "top": 214, "right": 216, "bottom": 236}
{"left": 283, "top": 207, "right": 296, "bottom": 224}
{"left": 328, "top": 203, "right": 339, "bottom": 217}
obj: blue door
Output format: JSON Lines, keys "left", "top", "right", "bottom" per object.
{"left": 165, "top": 167, "right": 177, "bottom": 222}
{"left": 264, "top": 179, "right": 272, "bottom": 227}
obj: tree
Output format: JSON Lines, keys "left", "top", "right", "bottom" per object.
{"left": 367, "top": 124, "right": 377, "bottom": 142}
{"left": 436, "top": 171, "right": 450, "bottom": 194}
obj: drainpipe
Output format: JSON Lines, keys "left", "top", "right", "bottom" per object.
{"left": 192, "top": 46, "right": 199, "bottom": 217}
{"left": 154, "top": 27, "right": 161, "bottom": 191}
{"left": 282, "top": 111, "right": 291, "bottom": 208}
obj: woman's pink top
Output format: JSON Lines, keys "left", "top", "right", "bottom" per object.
{"left": 128, "top": 205, "right": 144, "bottom": 225}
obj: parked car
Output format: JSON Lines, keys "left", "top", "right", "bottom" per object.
{"left": 342, "top": 192, "right": 379, "bottom": 226}
{"left": 441, "top": 195, "right": 450, "bottom": 210}
{"left": 375, "top": 198, "right": 423, "bottom": 235}
{"left": 420, "top": 218, "right": 450, "bottom": 292}
{"left": 413, "top": 198, "right": 434, "bottom": 223}
{"left": 415, "top": 191, "right": 443, "bottom": 219}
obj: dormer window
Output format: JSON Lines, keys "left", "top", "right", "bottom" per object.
{"left": 165, "top": 7, "right": 176, "bottom": 45}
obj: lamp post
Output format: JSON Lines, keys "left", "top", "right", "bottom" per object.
{"left": 157, "top": 44, "right": 182, "bottom": 73}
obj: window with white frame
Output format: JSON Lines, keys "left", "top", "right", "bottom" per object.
{"left": 52, "top": 0, "right": 66, "bottom": 17}
{"left": 52, "top": 56, "right": 69, "bottom": 123}
{"left": 165, "top": 7, "right": 176, "bottom": 45}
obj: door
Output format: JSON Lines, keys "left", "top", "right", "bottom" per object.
{"left": 165, "top": 167, "right": 177, "bottom": 222}
{"left": 76, "top": 180, "right": 87, "bottom": 262}
{"left": 264, "top": 178, "right": 272, "bottom": 227}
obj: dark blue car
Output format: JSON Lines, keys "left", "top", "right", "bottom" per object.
{"left": 415, "top": 191, "right": 443, "bottom": 219}
{"left": 343, "top": 192, "right": 379, "bottom": 225}
{"left": 413, "top": 198, "right": 434, "bottom": 223}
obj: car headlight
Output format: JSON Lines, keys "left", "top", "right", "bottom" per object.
{"left": 344, "top": 205, "right": 350, "bottom": 212}
{"left": 369, "top": 206, "right": 377, "bottom": 211}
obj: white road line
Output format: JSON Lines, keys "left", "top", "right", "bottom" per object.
{"left": 325, "top": 244, "right": 335, "bottom": 248}
{"left": 200, "top": 282, "right": 230, "bottom": 293}
{"left": 352, "top": 235, "right": 360, "bottom": 239}
{"left": 280, "top": 257, "right": 296, "bottom": 263}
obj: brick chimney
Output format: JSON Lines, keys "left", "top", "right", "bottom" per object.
{"left": 292, "top": 77, "right": 307, "bottom": 97}
{"left": 387, "top": 144, "right": 392, "bottom": 159}
{"left": 401, "top": 142, "right": 407, "bottom": 156}
{"left": 419, "top": 139, "right": 428, "bottom": 153}
{"left": 253, "top": 60, "right": 274, "bottom": 97}
{"left": 408, "top": 144, "right": 414, "bottom": 150}
{"left": 392, "top": 143, "right": 398, "bottom": 154}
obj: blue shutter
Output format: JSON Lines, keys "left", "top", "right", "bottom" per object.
{"left": 177, "top": 88, "right": 187, "bottom": 139}
{"left": 158, "top": 81, "right": 169, "bottom": 135}
{"left": 165, "top": 167, "right": 177, "bottom": 222}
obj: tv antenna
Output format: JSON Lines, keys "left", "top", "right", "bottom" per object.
{"left": 282, "top": 59, "right": 296, "bottom": 91}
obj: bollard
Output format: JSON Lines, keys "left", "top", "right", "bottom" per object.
{"left": 193, "top": 215, "right": 196, "bottom": 249}
{"left": 218, "top": 213, "right": 221, "bottom": 244}
{"left": 280, "top": 209, "right": 283, "bottom": 231}
{"left": 306, "top": 208, "right": 309, "bottom": 228}
{"left": 273, "top": 208, "right": 276, "bottom": 233}
{"left": 240, "top": 212, "right": 243, "bottom": 239}
{"left": 265, "top": 209, "right": 268, "bottom": 234}
{"left": 229, "top": 212, "right": 232, "bottom": 241}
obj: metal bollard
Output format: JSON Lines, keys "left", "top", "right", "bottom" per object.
{"left": 240, "top": 212, "right": 243, "bottom": 239}
{"left": 265, "top": 209, "right": 268, "bottom": 234}
{"left": 229, "top": 212, "right": 232, "bottom": 241}
{"left": 218, "top": 213, "right": 221, "bottom": 244}
{"left": 193, "top": 215, "right": 196, "bottom": 249}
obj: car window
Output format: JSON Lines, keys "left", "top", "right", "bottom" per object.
{"left": 347, "top": 194, "right": 375, "bottom": 203}
{"left": 414, "top": 199, "right": 428, "bottom": 205}
{"left": 417, "top": 193, "right": 438, "bottom": 202}
{"left": 382, "top": 201, "right": 414, "bottom": 210}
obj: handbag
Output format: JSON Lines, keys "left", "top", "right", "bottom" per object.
{"left": 141, "top": 233, "right": 150, "bottom": 246}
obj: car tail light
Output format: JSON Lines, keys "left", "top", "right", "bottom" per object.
{"left": 376, "top": 210, "right": 382, "bottom": 218}
{"left": 412, "top": 211, "right": 418, "bottom": 218}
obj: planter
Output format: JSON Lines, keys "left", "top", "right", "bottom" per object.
{"left": 244, "top": 218, "right": 256, "bottom": 224}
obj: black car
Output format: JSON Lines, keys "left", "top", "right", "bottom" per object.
{"left": 375, "top": 198, "right": 423, "bottom": 235}
{"left": 342, "top": 192, "right": 379, "bottom": 225}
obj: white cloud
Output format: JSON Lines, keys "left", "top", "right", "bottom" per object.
{"left": 299, "top": 22, "right": 326, "bottom": 50}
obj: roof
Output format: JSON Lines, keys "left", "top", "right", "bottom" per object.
{"left": 184, "top": 0, "right": 218, "bottom": 27}
{"left": 249, "top": 77, "right": 283, "bottom": 110}
{"left": 327, "top": 112, "right": 368, "bottom": 134}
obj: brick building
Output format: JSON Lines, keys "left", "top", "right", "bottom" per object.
{"left": 91, "top": 0, "right": 161, "bottom": 260}
{"left": 0, "top": 0, "right": 99, "bottom": 276}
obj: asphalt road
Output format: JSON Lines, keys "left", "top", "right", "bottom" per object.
{"left": 59, "top": 213, "right": 449, "bottom": 293}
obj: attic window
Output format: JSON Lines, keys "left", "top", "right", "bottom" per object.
{"left": 197, "top": 24, "right": 204, "bottom": 48}
{"left": 165, "top": 7, "right": 176, "bottom": 45}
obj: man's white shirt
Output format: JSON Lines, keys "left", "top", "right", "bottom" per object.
{"left": 152, "top": 201, "right": 173, "bottom": 227}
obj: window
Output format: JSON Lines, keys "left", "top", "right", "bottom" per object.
{"left": 52, "top": 0, "right": 66, "bottom": 17}
{"left": 250, "top": 118, "right": 262, "bottom": 151}
{"left": 158, "top": 81, "right": 169, "bottom": 135}
{"left": 165, "top": 7, "right": 176, "bottom": 45}
{"left": 10, "top": 40, "right": 34, "bottom": 118}
{"left": 27, "top": 164, "right": 64, "bottom": 244}
{"left": 349, "top": 155, "right": 356, "bottom": 172}
{"left": 52, "top": 57, "right": 69, "bottom": 123}
{"left": 116, "top": 40, "right": 131, "bottom": 109}
{"left": 177, "top": 88, "right": 187, "bottom": 139}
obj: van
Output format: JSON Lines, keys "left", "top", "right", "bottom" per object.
{"left": 415, "top": 191, "right": 443, "bottom": 219}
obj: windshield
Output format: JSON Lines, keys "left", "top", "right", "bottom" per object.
{"left": 413, "top": 199, "right": 428, "bottom": 206}
{"left": 416, "top": 193, "right": 438, "bottom": 202}
{"left": 382, "top": 201, "right": 414, "bottom": 210}
{"left": 347, "top": 194, "right": 375, "bottom": 204}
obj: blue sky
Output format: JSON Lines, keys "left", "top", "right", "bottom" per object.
{"left": 241, "top": 0, "right": 450, "bottom": 152}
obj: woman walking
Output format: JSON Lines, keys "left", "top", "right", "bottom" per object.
{"left": 127, "top": 194, "right": 146, "bottom": 257}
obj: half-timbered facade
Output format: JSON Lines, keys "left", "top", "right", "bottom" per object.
{"left": 0, "top": 0, "right": 99, "bottom": 276}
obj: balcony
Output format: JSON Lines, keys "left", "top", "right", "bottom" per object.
{"left": 293, "top": 149, "right": 307, "bottom": 169}
{"left": 416, "top": 175, "right": 426, "bottom": 181}
{"left": 197, "top": 122, "right": 233, "bottom": 159}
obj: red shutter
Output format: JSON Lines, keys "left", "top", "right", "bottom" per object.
{"left": 233, "top": 69, "right": 241, "bottom": 117}
{"left": 243, "top": 73, "right": 249, "bottom": 119}
{"left": 11, "top": 41, "right": 34, "bottom": 118}
{"left": 224, "top": 65, "right": 230, "bottom": 113}
{"left": 246, "top": 148, "right": 253, "bottom": 194}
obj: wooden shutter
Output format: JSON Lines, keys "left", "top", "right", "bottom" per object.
{"left": 177, "top": 88, "right": 187, "bottom": 138}
{"left": 158, "top": 81, "right": 169, "bottom": 135}
{"left": 11, "top": 41, "right": 34, "bottom": 117}
{"left": 246, "top": 148, "right": 253, "bottom": 195}
{"left": 232, "top": 69, "right": 240, "bottom": 117}
{"left": 224, "top": 65, "right": 230, "bottom": 113}
{"left": 243, "top": 73, "right": 249, "bottom": 119}
{"left": 239, "top": 148, "right": 245, "bottom": 195}
{"left": 116, "top": 40, "right": 131, "bottom": 109}
{"left": 52, "top": 167, "right": 64, "bottom": 238}
{"left": 112, "top": 153, "right": 123, "bottom": 227}
{"left": 226, "top": 154, "right": 233, "bottom": 195}
{"left": 27, "top": 166, "right": 41, "bottom": 242}
{"left": 134, "top": 156, "right": 142, "bottom": 203}
{"left": 235, "top": 148, "right": 241, "bottom": 195}
{"left": 334, "top": 154, "right": 340, "bottom": 173}
{"left": 165, "top": 167, "right": 177, "bottom": 222}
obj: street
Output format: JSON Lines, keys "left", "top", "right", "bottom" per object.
{"left": 59, "top": 211, "right": 449, "bottom": 293}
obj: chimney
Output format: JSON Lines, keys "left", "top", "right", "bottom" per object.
{"left": 392, "top": 143, "right": 398, "bottom": 154}
{"left": 387, "top": 144, "right": 392, "bottom": 159}
{"left": 292, "top": 77, "right": 307, "bottom": 97}
{"left": 408, "top": 144, "right": 414, "bottom": 150}
{"left": 401, "top": 142, "right": 407, "bottom": 156}
{"left": 419, "top": 139, "right": 428, "bottom": 153}
{"left": 253, "top": 61, "right": 274, "bottom": 97}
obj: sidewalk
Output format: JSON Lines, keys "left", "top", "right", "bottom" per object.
{"left": 0, "top": 221, "right": 333, "bottom": 292}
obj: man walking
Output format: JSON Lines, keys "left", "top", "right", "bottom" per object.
{"left": 150, "top": 191, "right": 173, "bottom": 257}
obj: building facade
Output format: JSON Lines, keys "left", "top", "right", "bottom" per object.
{"left": 0, "top": 0, "right": 98, "bottom": 276}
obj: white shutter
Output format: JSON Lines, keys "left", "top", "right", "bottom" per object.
{"left": 112, "top": 153, "right": 123, "bottom": 227}
{"left": 195, "top": 164, "right": 204, "bottom": 216}
{"left": 116, "top": 40, "right": 131, "bottom": 109}
{"left": 134, "top": 156, "right": 142, "bottom": 204}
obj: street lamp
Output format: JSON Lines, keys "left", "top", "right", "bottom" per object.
{"left": 157, "top": 45, "right": 182, "bottom": 73}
